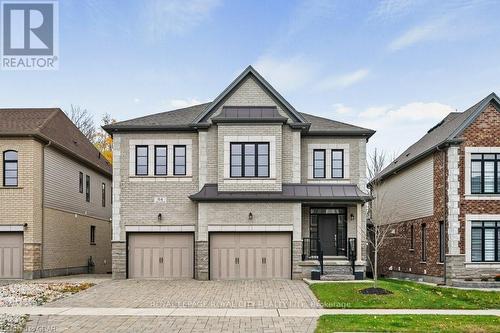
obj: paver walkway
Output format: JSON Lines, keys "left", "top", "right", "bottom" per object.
{"left": 48, "top": 279, "right": 321, "bottom": 309}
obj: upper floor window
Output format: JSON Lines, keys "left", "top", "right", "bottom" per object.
{"left": 101, "top": 183, "right": 106, "bottom": 207}
{"left": 313, "top": 149, "right": 325, "bottom": 178}
{"left": 471, "top": 221, "right": 499, "bottom": 262}
{"left": 3, "top": 150, "right": 18, "bottom": 187}
{"left": 85, "top": 175, "right": 90, "bottom": 202}
{"left": 471, "top": 153, "right": 500, "bottom": 194}
{"left": 155, "top": 145, "right": 167, "bottom": 175}
{"left": 230, "top": 143, "right": 269, "bottom": 178}
{"left": 331, "top": 149, "right": 344, "bottom": 178}
{"left": 174, "top": 145, "right": 186, "bottom": 175}
{"left": 79, "top": 172, "right": 83, "bottom": 193}
{"left": 135, "top": 146, "right": 148, "bottom": 176}
{"left": 421, "top": 223, "right": 427, "bottom": 262}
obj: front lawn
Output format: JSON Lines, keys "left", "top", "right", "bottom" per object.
{"left": 310, "top": 279, "right": 500, "bottom": 309}
{"left": 316, "top": 315, "right": 500, "bottom": 333}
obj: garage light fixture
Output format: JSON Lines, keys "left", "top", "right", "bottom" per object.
{"left": 350, "top": 213, "right": 355, "bottom": 221}
{"left": 158, "top": 213, "right": 162, "bottom": 221}
{"left": 248, "top": 212, "right": 253, "bottom": 220}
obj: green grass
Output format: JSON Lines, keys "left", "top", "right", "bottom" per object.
{"left": 310, "top": 279, "right": 500, "bottom": 309}
{"left": 316, "top": 315, "right": 500, "bottom": 333}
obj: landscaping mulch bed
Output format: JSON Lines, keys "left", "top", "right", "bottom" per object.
{"left": 360, "top": 287, "right": 393, "bottom": 295}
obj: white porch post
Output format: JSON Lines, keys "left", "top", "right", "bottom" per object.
{"left": 356, "top": 203, "right": 362, "bottom": 262}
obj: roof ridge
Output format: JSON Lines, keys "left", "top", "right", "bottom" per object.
{"left": 37, "top": 108, "right": 61, "bottom": 131}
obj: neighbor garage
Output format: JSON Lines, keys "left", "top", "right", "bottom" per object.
{"left": 128, "top": 233, "right": 193, "bottom": 279}
{"left": 0, "top": 232, "right": 23, "bottom": 279}
{"left": 210, "top": 232, "right": 291, "bottom": 280}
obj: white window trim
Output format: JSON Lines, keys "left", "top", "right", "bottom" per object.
{"left": 125, "top": 225, "right": 195, "bottom": 232}
{"left": 128, "top": 139, "right": 193, "bottom": 178}
{"left": 223, "top": 136, "right": 276, "bottom": 179}
{"left": 0, "top": 225, "right": 24, "bottom": 232}
{"left": 307, "top": 144, "right": 350, "bottom": 181}
{"left": 464, "top": 214, "right": 500, "bottom": 265}
{"left": 464, "top": 147, "right": 500, "bottom": 200}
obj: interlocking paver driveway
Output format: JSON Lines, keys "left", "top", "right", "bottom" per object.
{"left": 47, "top": 280, "right": 321, "bottom": 309}
{"left": 25, "top": 315, "right": 318, "bottom": 333}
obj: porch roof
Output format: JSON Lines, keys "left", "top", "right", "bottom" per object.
{"left": 189, "top": 184, "right": 371, "bottom": 202}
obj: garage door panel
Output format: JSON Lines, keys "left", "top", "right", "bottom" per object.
{"left": 0, "top": 233, "right": 23, "bottom": 279}
{"left": 210, "top": 233, "right": 290, "bottom": 280}
{"left": 128, "top": 233, "right": 193, "bottom": 279}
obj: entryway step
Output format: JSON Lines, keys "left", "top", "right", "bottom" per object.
{"left": 320, "top": 274, "right": 355, "bottom": 281}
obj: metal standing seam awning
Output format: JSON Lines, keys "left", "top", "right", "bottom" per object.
{"left": 189, "top": 184, "right": 372, "bottom": 202}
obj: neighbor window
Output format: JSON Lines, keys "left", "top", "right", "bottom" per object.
{"left": 85, "top": 175, "right": 90, "bottom": 202}
{"left": 79, "top": 172, "right": 83, "bottom": 193}
{"left": 135, "top": 146, "right": 148, "bottom": 176}
{"left": 230, "top": 143, "right": 269, "bottom": 178}
{"left": 90, "top": 225, "right": 96, "bottom": 245}
{"left": 154, "top": 145, "right": 167, "bottom": 175}
{"left": 439, "top": 221, "right": 445, "bottom": 263}
{"left": 101, "top": 183, "right": 106, "bottom": 207}
{"left": 471, "top": 221, "right": 500, "bottom": 262}
{"left": 313, "top": 149, "right": 325, "bottom": 178}
{"left": 174, "top": 145, "right": 186, "bottom": 175}
{"left": 3, "top": 150, "right": 18, "bottom": 187}
{"left": 331, "top": 149, "right": 344, "bottom": 178}
{"left": 471, "top": 153, "right": 500, "bottom": 194}
{"left": 421, "top": 223, "right": 427, "bottom": 262}
{"left": 410, "top": 224, "right": 414, "bottom": 250}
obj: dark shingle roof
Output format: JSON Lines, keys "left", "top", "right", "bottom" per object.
{"left": 190, "top": 184, "right": 371, "bottom": 202}
{"left": 375, "top": 93, "right": 500, "bottom": 182}
{"left": 104, "top": 103, "right": 374, "bottom": 137}
{"left": 0, "top": 108, "right": 112, "bottom": 176}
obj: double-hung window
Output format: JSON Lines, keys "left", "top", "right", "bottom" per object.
{"left": 421, "top": 223, "right": 427, "bottom": 262}
{"left": 155, "top": 145, "right": 167, "bottom": 175}
{"left": 3, "top": 150, "right": 18, "bottom": 187}
{"left": 101, "top": 183, "right": 106, "bottom": 207}
{"left": 135, "top": 146, "right": 148, "bottom": 176}
{"left": 313, "top": 149, "right": 325, "bottom": 178}
{"left": 85, "top": 175, "right": 91, "bottom": 202}
{"left": 174, "top": 145, "right": 186, "bottom": 175}
{"left": 331, "top": 149, "right": 344, "bottom": 178}
{"left": 471, "top": 221, "right": 500, "bottom": 262}
{"left": 409, "top": 224, "right": 414, "bottom": 250}
{"left": 79, "top": 172, "right": 83, "bottom": 193}
{"left": 230, "top": 143, "right": 269, "bottom": 177}
{"left": 471, "top": 153, "right": 500, "bottom": 194}
{"left": 90, "top": 225, "right": 96, "bottom": 245}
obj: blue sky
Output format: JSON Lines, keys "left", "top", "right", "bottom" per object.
{"left": 2, "top": 0, "right": 500, "bottom": 156}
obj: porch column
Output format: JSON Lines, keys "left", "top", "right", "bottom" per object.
{"left": 356, "top": 203, "right": 362, "bottom": 262}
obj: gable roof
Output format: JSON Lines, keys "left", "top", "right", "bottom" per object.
{"left": 0, "top": 108, "right": 112, "bottom": 177}
{"left": 374, "top": 92, "right": 500, "bottom": 182}
{"left": 192, "top": 65, "right": 309, "bottom": 126}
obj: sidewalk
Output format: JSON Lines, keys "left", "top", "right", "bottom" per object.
{"left": 1, "top": 307, "right": 499, "bottom": 317}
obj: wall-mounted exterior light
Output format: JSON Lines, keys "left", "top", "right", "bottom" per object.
{"left": 248, "top": 212, "right": 253, "bottom": 220}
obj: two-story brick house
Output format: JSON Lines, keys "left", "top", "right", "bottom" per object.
{"left": 0, "top": 108, "right": 112, "bottom": 279}
{"left": 105, "top": 66, "right": 375, "bottom": 280}
{"left": 372, "top": 93, "right": 500, "bottom": 286}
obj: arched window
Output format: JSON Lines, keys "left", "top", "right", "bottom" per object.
{"left": 3, "top": 150, "right": 18, "bottom": 187}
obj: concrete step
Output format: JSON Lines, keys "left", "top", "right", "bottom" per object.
{"left": 320, "top": 274, "right": 355, "bottom": 281}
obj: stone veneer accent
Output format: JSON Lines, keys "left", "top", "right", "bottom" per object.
{"left": 447, "top": 145, "right": 460, "bottom": 255}
{"left": 23, "top": 243, "right": 42, "bottom": 279}
{"left": 195, "top": 241, "right": 208, "bottom": 280}
{"left": 112, "top": 241, "right": 126, "bottom": 279}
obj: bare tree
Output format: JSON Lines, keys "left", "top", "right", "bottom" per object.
{"left": 65, "top": 105, "right": 96, "bottom": 142}
{"left": 365, "top": 149, "right": 399, "bottom": 288}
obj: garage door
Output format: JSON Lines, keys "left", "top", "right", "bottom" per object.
{"left": 128, "top": 233, "right": 193, "bottom": 279}
{"left": 0, "top": 232, "right": 23, "bottom": 279}
{"left": 210, "top": 233, "right": 291, "bottom": 280}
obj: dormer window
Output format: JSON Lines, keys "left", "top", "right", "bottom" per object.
{"left": 230, "top": 143, "right": 269, "bottom": 178}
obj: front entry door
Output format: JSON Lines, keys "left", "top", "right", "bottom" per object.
{"left": 318, "top": 215, "right": 338, "bottom": 255}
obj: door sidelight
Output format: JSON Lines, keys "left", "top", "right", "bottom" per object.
{"left": 261, "top": 257, "right": 267, "bottom": 264}
{"left": 159, "top": 257, "right": 163, "bottom": 263}
{"left": 235, "top": 257, "right": 239, "bottom": 264}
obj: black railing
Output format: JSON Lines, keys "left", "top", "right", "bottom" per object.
{"left": 348, "top": 238, "right": 357, "bottom": 274}
{"left": 302, "top": 237, "right": 324, "bottom": 275}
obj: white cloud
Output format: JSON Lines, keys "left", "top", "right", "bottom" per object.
{"left": 253, "top": 55, "right": 319, "bottom": 92}
{"left": 388, "top": 18, "right": 449, "bottom": 51}
{"left": 168, "top": 98, "right": 205, "bottom": 109}
{"left": 145, "top": 0, "right": 221, "bottom": 38}
{"left": 317, "top": 69, "right": 370, "bottom": 91}
{"left": 372, "top": 0, "right": 421, "bottom": 20}
{"left": 332, "top": 103, "right": 352, "bottom": 115}
{"left": 133, "top": 98, "right": 141, "bottom": 104}
{"left": 359, "top": 106, "right": 391, "bottom": 119}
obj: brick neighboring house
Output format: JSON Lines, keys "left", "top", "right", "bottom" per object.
{"left": 0, "top": 108, "right": 112, "bottom": 279}
{"left": 372, "top": 93, "right": 500, "bottom": 286}
{"left": 104, "top": 66, "right": 375, "bottom": 281}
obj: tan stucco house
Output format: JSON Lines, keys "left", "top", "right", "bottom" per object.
{"left": 105, "top": 66, "right": 375, "bottom": 280}
{"left": 0, "top": 108, "right": 112, "bottom": 279}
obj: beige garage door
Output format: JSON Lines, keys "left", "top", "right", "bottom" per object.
{"left": 128, "top": 233, "right": 193, "bottom": 279}
{"left": 0, "top": 232, "right": 23, "bottom": 279}
{"left": 210, "top": 233, "right": 291, "bottom": 280}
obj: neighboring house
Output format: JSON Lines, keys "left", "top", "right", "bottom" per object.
{"left": 0, "top": 109, "right": 112, "bottom": 279}
{"left": 104, "top": 66, "right": 375, "bottom": 281}
{"left": 372, "top": 93, "right": 500, "bottom": 285}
